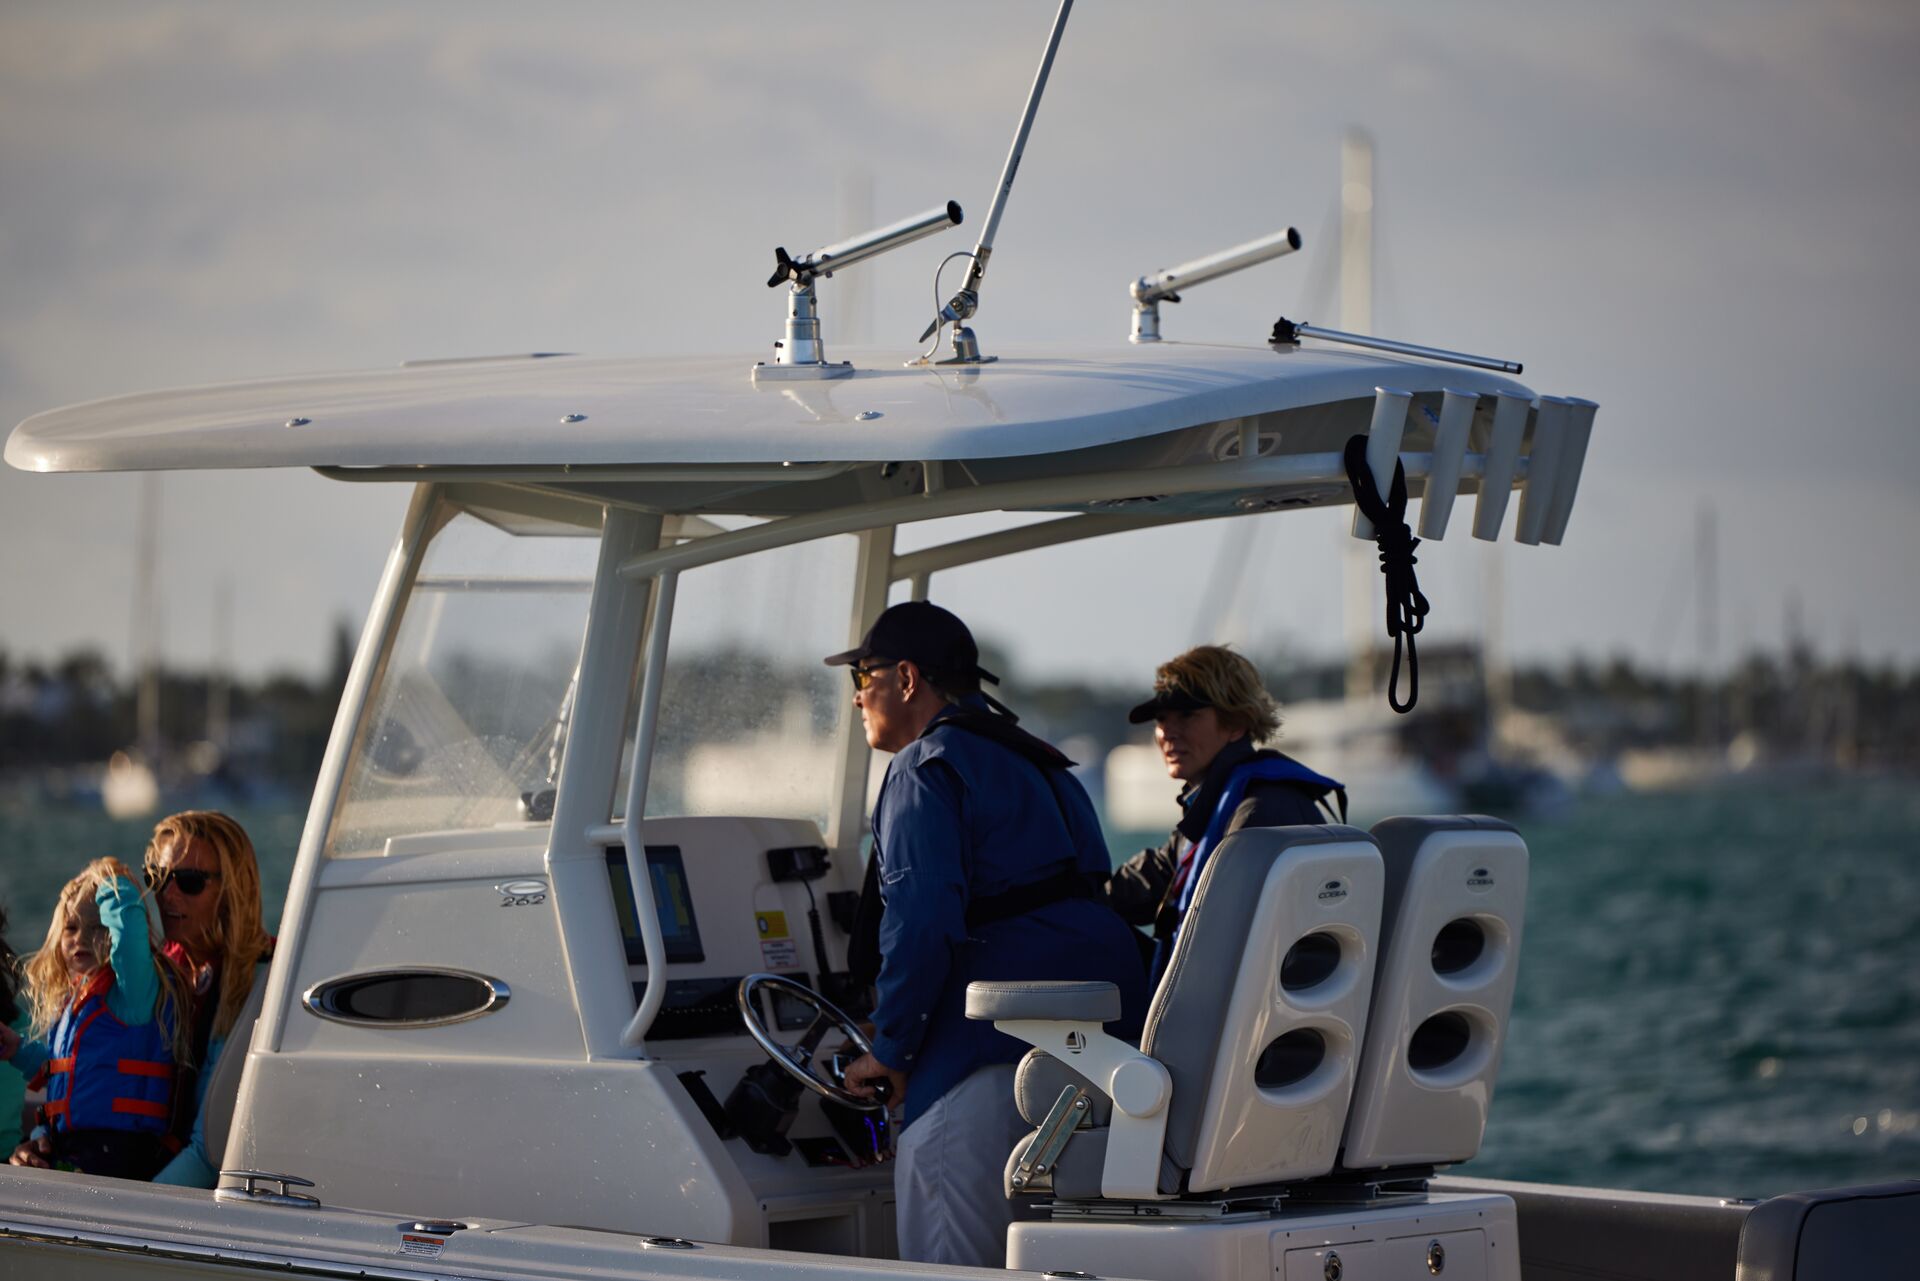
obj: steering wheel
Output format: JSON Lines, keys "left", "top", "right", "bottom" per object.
{"left": 736, "top": 973, "right": 885, "bottom": 1112}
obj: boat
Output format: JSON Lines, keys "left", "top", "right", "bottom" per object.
{"left": 3, "top": 8, "right": 1912, "bottom": 1280}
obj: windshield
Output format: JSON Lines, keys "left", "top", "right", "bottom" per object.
{"left": 328, "top": 502, "right": 602, "bottom": 858}
{"left": 615, "top": 529, "right": 858, "bottom": 837}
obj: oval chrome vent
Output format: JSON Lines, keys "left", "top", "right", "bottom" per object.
{"left": 302, "top": 967, "right": 508, "bottom": 1028}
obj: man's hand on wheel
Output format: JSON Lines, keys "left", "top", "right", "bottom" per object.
{"left": 842, "top": 1052, "right": 907, "bottom": 1107}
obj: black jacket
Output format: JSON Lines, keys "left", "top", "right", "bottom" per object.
{"left": 1105, "top": 737, "right": 1332, "bottom": 947}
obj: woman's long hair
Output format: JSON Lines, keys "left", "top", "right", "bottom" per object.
{"left": 23, "top": 857, "right": 193, "bottom": 1063}
{"left": 145, "top": 811, "right": 272, "bottom": 1040}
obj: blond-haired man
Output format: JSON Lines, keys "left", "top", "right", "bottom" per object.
{"left": 1107, "top": 645, "right": 1345, "bottom": 979}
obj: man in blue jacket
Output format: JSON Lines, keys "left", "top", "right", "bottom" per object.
{"left": 831, "top": 601, "right": 1147, "bottom": 1268}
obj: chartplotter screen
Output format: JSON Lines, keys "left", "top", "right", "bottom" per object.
{"left": 606, "top": 845, "right": 706, "bottom": 965}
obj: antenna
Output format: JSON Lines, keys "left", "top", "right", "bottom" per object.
{"left": 753, "top": 202, "right": 963, "bottom": 382}
{"left": 1129, "top": 227, "right": 1302, "bottom": 342}
{"left": 1269, "top": 316, "right": 1523, "bottom": 375}
{"left": 915, "top": 0, "right": 1076, "bottom": 365}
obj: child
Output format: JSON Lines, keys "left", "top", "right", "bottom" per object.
{"left": 1, "top": 858, "right": 189, "bottom": 1179}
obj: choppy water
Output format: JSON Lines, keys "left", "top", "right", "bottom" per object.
{"left": 2, "top": 776, "right": 1915, "bottom": 1200}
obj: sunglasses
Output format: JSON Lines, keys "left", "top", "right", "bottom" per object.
{"left": 848, "top": 661, "right": 899, "bottom": 691}
{"left": 145, "top": 866, "right": 222, "bottom": 898}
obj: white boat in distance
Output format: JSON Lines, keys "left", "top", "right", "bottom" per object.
{"left": 3, "top": 10, "right": 1910, "bottom": 1281}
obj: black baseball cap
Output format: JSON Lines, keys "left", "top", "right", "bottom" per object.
{"left": 823, "top": 601, "right": 1000, "bottom": 687}
{"left": 1127, "top": 685, "right": 1212, "bottom": 724}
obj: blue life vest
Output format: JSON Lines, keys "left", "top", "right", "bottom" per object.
{"left": 40, "top": 970, "right": 176, "bottom": 1135}
{"left": 1153, "top": 754, "right": 1346, "bottom": 981}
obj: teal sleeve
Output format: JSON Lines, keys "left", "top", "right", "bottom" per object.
{"left": 151, "top": 1030, "right": 223, "bottom": 1188}
{"left": 153, "top": 1138, "right": 217, "bottom": 1187}
{"left": 0, "top": 1010, "right": 33, "bottom": 1154}
{"left": 98, "top": 876, "right": 160, "bottom": 1026}
{"left": 10, "top": 1033, "right": 50, "bottom": 1078}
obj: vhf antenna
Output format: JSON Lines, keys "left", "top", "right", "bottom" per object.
{"left": 914, "top": 0, "right": 1075, "bottom": 366}
{"left": 754, "top": 202, "right": 963, "bottom": 382}
{"left": 1129, "top": 227, "right": 1303, "bottom": 343}
{"left": 1268, "top": 317, "right": 1523, "bottom": 375}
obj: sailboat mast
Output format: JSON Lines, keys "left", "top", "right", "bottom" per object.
{"left": 133, "top": 474, "right": 162, "bottom": 760}
{"left": 209, "top": 578, "right": 232, "bottom": 754}
{"left": 1697, "top": 503, "right": 1719, "bottom": 748}
{"left": 1341, "top": 129, "right": 1379, "bottom": 702}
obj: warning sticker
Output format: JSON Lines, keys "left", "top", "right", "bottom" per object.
{"left": 755, "top": 910, "right": 790, "bottom": 939}
{"left": 398, "top": 1234, "right": 445, "bottom": 1259}
{"left": 760, "top": 936, "right": 801, "bottom": 969}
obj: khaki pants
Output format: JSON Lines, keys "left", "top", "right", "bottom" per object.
{"left": 893, "top": 1063, "right": 1029, "bottom": 1267}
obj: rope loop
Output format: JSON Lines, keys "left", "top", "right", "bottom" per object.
{"left": 1342, "top": 434, "right": 1430, "bottom": 713}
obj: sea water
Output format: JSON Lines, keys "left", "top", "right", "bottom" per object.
{"left": 1, "top": 775, "right": 1914, "bottom": 1199}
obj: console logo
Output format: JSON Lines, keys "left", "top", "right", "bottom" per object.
{"left": 1317, "top": 878, "right": 1349, "bottom": 903}
{"left": 496, "top": 879, "right": 548, "bottom": 907}
{"left": 1467, "top": 867, "right": 1496, "bottom": 890}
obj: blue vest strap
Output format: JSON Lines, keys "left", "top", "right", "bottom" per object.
{"left": 1151, "top": 755, "right": 1347, "bottom": 983}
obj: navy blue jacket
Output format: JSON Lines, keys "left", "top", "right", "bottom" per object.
{"left": 869, "top": 700, "right": 1148, "bottom": 1127}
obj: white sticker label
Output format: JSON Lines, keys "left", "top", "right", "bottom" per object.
{"left": 399, "top": 1234, "right": 445, "bottom": 1259}
{"left": 759, "top": 937, "right": 801, "bottom": 969}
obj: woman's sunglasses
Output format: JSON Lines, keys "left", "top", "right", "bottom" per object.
{"left": 145, "top": 866, "right": 222, "bottom": 898}
{"left": 848, "top": 661, "right": 899, "bottom": 691}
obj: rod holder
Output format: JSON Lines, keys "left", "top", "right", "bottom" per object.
{"left": 1472, "top": 392, "right": 1532, "bottom": 541}
{"left": 1352, "top": 387, "right": 1413, "bottom": 541}
{"left": 1541, "top": 398, "right": 1598, "bottom": 545}
{"left": 755, "top": 202, "right": 962, "bottom": 382}
{"left": 1515, "top": 397, "right": 1575, "bottom": 545}
{"left": 1130, "top": 227, "right": 1302, "bottom": 343}
{"left": 1418, "top": 389, "right": 1480, "bottom": 540}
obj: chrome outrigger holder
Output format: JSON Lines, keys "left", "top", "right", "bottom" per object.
{"left": 1129, "top": 227, "right": 1302, "bottom": 343}
{"left": 753, "top": 203, "right": 962, "bottom": 383}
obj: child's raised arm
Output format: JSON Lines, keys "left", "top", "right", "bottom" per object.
{"left": 99, "top": 875, "right": 162, "bottom": 1027}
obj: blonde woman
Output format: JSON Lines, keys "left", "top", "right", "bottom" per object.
{"left": 2, "top": 858, "right": 191, "bottom": 1178}
{"left": 141, "top": 812, "right": 275, "bottom": 1187}
{"left": 1106, "top": 645, "right": 1346, "bottom": 980}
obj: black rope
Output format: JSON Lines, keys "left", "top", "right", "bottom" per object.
{"left": 1342, "top": 433, "right": 1430, "bottom": 714}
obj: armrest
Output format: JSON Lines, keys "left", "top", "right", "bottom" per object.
{"left": 965, "top": 980, "right": 1121, "bottom": 1024}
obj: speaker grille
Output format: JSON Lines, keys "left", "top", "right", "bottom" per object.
{"left": 1254, "top": 1028, "right": 1327, "bottom": 1088}
{"left": 1431, "top": 918, "right": 1487, "bottom": 975}
{"left": 1280, "top": 931, "right": 1343, "bottom": 991}
{"left": 1407, "top": 1011, "right": 1473, "bottom": 1071}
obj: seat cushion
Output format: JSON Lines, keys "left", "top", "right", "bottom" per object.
{"left": 966, "top": 980, "right": 1121, "bottom": 1023}
{"left": 1015, "top": 1050, "right": 1111, "bottom": 1127}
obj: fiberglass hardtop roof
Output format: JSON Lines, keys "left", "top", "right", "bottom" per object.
{"left": 6, "top": 342, "right": 1535, "bottom": 476}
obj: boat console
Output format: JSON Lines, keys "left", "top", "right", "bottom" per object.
{"left": 231, "top": 813, "right": 901, "bottom": 1254}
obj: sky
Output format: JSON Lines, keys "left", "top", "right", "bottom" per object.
{"left": 2, "top": 0, "right": 1917, "bottom": 685}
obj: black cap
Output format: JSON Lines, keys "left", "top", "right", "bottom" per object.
{"left": 1127, "top": 685, "right": 1211, "bottom": 724}
{"left": 823, "top": 601, "right": 1000, "bottom": 687}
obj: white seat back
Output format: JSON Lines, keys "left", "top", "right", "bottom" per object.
{"left": 1341, "top": 816, "right": 1529, "bottom": 1170}
{"left": 1144, "top": 824, "right": 1384, "bottom": 1192}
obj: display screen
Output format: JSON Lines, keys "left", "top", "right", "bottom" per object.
{"left": 606, "top": 846, "right": 705, "bottom": 965}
